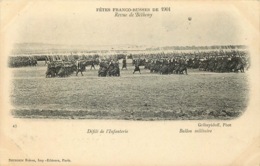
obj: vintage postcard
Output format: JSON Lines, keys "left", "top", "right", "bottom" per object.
{"left": 0, "top": 0, "right": 259, "bottom": 165}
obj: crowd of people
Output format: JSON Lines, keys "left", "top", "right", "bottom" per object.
{"left": 9, "top": 56, "right": 37, "bottom": 67}
{"left": 8, "top": 49, "right": 249, "bottom": 77}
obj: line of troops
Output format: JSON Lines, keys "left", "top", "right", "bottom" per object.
{"left": 133, "top": 51, "right": 249, "bottom": 74}
{"left": 132, "top": 57, "right": 247, "bottom": 74}
{"left": 8, "top": 50, "right": 250, "bottom": 77}
{"left": 45, "top": 59, "right": 98, "bottom": 77}
{"left": 8, "top": 56, "right": 38, "bottom": 67}
{"left": 44, "top": 50, "right": 251, "bottom": 78}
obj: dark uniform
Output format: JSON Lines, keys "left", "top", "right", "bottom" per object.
{"left": 90, "top": 61, "right": 95, "bottom": 70}
{"left": 133, "top": 60, "right": 141, "bottom": 74}
{"left": 76, "top": 60, "right": 83, "bottom": 76}
{"left": 122, "top": 59, "right": 127, "bottom": 69}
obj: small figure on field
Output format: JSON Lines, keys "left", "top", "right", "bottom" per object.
{"left": 90, "top": 61, "right": 95, "bottom": 70}
{"left": 122, "top": 58, "right": 127, "bottom": 70}
{"left": 76, "top": 59, "right": 84, "bottom": 76}
{"left": 133, "top": 60, "right": 141, "bottom": 74}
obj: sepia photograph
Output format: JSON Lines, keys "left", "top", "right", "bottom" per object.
{"left": 8, "top": 1, "right": 250, "bottom": 121}
{"left": 1, "top": 0, "right": 260, "bottom": 165}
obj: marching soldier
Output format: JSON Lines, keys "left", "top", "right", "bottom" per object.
{"left": 133, "top": 59, "right": 141, "bottom": 74}
{"left": 122, "top": 58, "right": 127, "bottom": 70}
{"left": 90, "top": 60, "right": 95, "bottom": 70}
{"left": 76, "top": 59, "right": 83, "bottom": 76}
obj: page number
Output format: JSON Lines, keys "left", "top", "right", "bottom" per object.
{"left": 13, "top": 124, "right": 17, "bottom": 128}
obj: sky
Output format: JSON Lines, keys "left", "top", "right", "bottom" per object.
{"left": 5, "top": 1, "right": 254, "bottom": 47}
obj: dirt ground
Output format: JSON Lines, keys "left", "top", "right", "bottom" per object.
{"left": 10, "top": 64, "right": 249, "bottom": 120}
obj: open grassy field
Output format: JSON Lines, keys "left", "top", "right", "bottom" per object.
{"left": 11, "top": 64, "right": 249, "bottom": 120}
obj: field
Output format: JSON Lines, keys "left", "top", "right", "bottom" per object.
{"left": 11, "top": 63, "right": 249, "bottom": 120}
